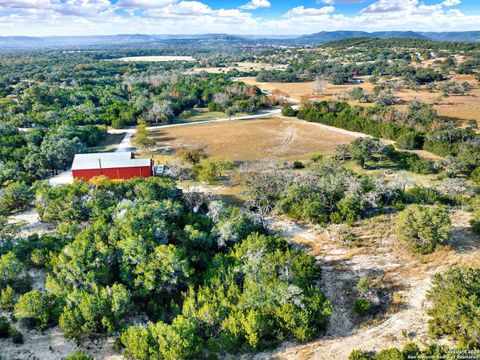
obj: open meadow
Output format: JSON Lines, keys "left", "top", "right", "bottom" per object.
{"left": 189, "top": 61, "right": 287, "bottom": 74}
{"left": 147, "top": 117, "right": 360, "bottom": 163}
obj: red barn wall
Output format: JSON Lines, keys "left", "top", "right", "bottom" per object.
{"left": 72, "top": 164, "right": 153, "bottom": 181}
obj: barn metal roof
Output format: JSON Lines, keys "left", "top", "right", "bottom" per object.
{"left": 72, "top": 152, "right": 151, "bottom": 170}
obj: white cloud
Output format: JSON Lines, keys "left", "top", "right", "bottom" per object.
{"left": 0, "top": 0, "right": 478, "bottom": 36}
{"left": 240, "top": 0, "right": 270, "bottom": 10}
{"left": 285, "top": 5, "right": 335, "bottom": 18}
{"left": 317, "top": 0, "right": 365, "bottom": 4}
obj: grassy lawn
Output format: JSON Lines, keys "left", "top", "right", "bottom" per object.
{"left": 88, "top": 133, "right": 125, "bottom": 153}
{"left": 175, "top": 108, "right": 250, "bottom": 122}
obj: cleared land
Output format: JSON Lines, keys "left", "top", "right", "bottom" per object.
{"left": 147, "top": 117, "right": 360, "bottom": 162}
{"left": 116, "top": 56, "right": 195, "bottom": 62}
{"left": 242, "top": 76, "right": 480, "bottom": 124}
{"left": 189, "top": 62, "right": 287, "bottom": 74}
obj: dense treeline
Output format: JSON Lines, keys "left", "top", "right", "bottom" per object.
{"left": 0, "top": 48, "right": 268, "bottom": 128}
{"left": 324, "top": 37, "right": 480, "bottom": 52}
{"left": 0, "top": 177, "right": 331, "bottom": 357}
{"left": 293, "top": 101, "right": 480, "bottom": 179}
{"left": 255, "top": 35, "right": 480, "bottom": 84}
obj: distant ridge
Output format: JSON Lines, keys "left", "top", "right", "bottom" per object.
{"left": 1, "top": 31, "right": 480, "bottom": 49}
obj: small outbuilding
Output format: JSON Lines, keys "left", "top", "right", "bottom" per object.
{"left": 72, "top": 152, "right": 153, "bottom": 181}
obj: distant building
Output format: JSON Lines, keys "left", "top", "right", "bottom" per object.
{"left": 71, "top": 152, "right": 153, "bottom": 181}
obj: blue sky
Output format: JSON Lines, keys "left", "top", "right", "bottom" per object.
{"left": 1, "top": 0, "right": 479, "bottom": 36}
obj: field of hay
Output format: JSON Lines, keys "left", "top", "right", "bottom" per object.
{"left": 241, "top": 76, "right": 480, "bottom": 123}
{"left": 189, "top": 61, "right": 287, "bottom": 74}
{"left": 147, "top": 117, "right": 359, "bottom": 162}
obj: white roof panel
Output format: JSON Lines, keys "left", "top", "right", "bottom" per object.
{"left": 72, "top": 152, "right": 151, "bottom": 170}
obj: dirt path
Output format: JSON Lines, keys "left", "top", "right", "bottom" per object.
{"left": 273, "top": 126, "right": 297, "bottom": 154}
{"left": 8, "top": 208, "right": 54, "bottom": 236}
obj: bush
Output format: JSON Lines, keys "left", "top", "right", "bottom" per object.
{"left": 14, "top": 290, "right": 59, "bottom": 330}
{"left": 396, "top": 132, "right": 422, "bottom": 150}
{"left": 193, "top": 159, "right": 234, "bottom": 184}
{"left": 375, "top": 348, "right": 403, "bottom": 360}
{"left": 404, "top": 186, "right": 447, "bottom": 205}
{"left": 1, "top": 285, "right": 15, "bottom": 311}
{"left": 335, "top": 195, "right": 364, "bottom": 225}
{"left": 427, "top": 267, "right": 480, "bottom": 347}
{"left": 349, "top": 350, "right": 373, "bottom": 360}
{"left": 65, "top": 351, "right": 94, "bottom": 360}
{"left": 9, "top": 327, "right": 24, "bottom": 344}
{"left": 354, "top": 298, "right": 373, "bottom": 316}
{"left": 396, "top": 205, "right": 452, "bottom": 254}
{"left": 469, "top": 167, "right": 480, "bottom": 185}
{"left": 282, "top": 105, "right": 298, "bottom": 117}
{"left": 111, "top": 117, "right": 127, "bottom": 129}
{"left": 0, "top": 252, "right": 29, "bottom": 291}
{"left": 292, "top": 161, "right": 304, "bottom": 169}
{"left": 350, "top": 343, "right": 456, "bottom": 360}
{"left": 470, "top": 196, "right": 480, "bottom": 235}
{"left": 0, "top": 316, "right": 10, "bottom": 338}
{"left": 0, "top": 181, "right": 33, "bottom": 214}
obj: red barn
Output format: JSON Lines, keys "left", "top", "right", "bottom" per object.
{"left": 72, "top": 152, "right": 153, "bottom": 181}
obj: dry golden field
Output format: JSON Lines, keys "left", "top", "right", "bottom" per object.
{"left": 148, "top": 117, "right": 359, "bottom": 162}
{"left": 188, "top": 62, "right": 287, "bottom": 74}
{"left": 241, "top": 75, "right": 480, "bottom": 123}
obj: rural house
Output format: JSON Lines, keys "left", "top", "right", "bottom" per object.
{"left": 71, "top": 152, "right": 153, "bottom": 181}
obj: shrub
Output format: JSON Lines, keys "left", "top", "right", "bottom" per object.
{"left": 336, "top": 225, "right": 361, "bottom": 247}
{"left": 9, "top": 327, "right": 24, "bottom": 344}
{"left": 396, "top": 132, "right": 422, "bottom": 150}
{"left": 0, "top": 181, "right": 33, "bottom": 214}
{"left": 469, "top": 167, "right": 480, "bottom": 185}
{"left": 427, "top": 267, "right": 480, "bottom": 347}
{"left": 120, "top": 325, "right": 152, "bottom": 360}
{"left": 470, "top": 196, "right": 480, "bottom": 235}
{"left": 1, "top": 285, "right": 15, "bottom": 311}
{"left": 396, "top": 205, "right": 452, "bottom": 254}
{"left": 14, "top": 290, "right": 58, "bottom": 330}
{"left": 356, "top": 277, "right": 370, "bottom": 294}
{"left": 0, "top": 316, "right": 10, "bottom": 338}
{"left": 350, "top": 343, "right": 457, "bottom": 360}
{"left": 194, "top": 159, "right": 234, "bottom": 184}
{"left": 111, "top": 117, "right": 127, "bottom": 129}
{"left": 404, "top": 186, "right": 446, "bottom": 205}
{"left": 354, "top": 298, "right": 372, "bottom": 316}
{"left": 349, "top": 350, "right": 373, "bottom": 360}
{"left": 335, "top": 195, "right": 364, "bottom": 224}
{"left": 292, "top": 161, "right": 304, "bottom": 169}
{"left": 375, "top": 348, "right": 403, "bottom": 360}
{"left": 281, "top": 105, "right": 298, "bottom": 117}
{"left": 65, "top": 351, "right": 94, "bottom": 360}
{"left": 0, "top": 252, "right": 30, "bottom": 291}
{"left": 310, "top": 154, "right": 323, "bottom": 163}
